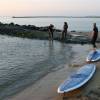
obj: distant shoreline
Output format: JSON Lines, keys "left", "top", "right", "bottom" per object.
{"left": 12, "top": 16, "right": 100, "bottom": 18}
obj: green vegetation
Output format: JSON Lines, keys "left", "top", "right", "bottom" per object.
{"left": 0, "top": 22, "right": 99, "bottom": 44}
{"left": 0, "top": 22, "right": 50, "bottom": 39}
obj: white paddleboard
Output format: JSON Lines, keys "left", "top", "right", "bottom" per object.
{"left": 57, "top": 64, "right": 96, "bottom": 93}
{"left": 86, "top": 50, "right": 100, "bottom": 62}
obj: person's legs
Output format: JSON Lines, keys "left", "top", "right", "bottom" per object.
{"left": 49, "top": 32, "right": 51, "bottom": 40}
{"left": 91, "top": 39, "right": 97, "bottom": 51}
{"left": 61, "top": 31, "right": 64, "bottom": 40}
{"left": 51, "top": 32, "right": 53, "bottom": 40}
{"left": 65, "top": 30, "right": 67, "bottom": 38}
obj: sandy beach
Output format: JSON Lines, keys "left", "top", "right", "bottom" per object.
{"left": 6, "top": 43, "right": 100, "bottom": 100}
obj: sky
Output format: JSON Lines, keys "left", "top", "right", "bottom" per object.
{"left": 0, "top": 0, "right": 100, "bottom": 16}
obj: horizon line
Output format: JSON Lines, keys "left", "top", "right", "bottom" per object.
{"left": 12, "top": 16, "right": 100, "bottom": 18}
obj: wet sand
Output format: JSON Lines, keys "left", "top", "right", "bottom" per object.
{"left": 7, "top": 44, "right": 100, "bottom": 100}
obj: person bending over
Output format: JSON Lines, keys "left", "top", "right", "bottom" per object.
{"left": 48, "top": 24, "right": 54, "bottom": 40}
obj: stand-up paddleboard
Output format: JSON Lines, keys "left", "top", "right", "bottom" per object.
{"left": 86, "top": 49, "right": 100, "bottom": 62}
{"left": 58, "top": 64, "right": 96, "bottom": 93}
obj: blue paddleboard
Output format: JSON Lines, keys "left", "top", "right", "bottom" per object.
{"left": 86, "top": 50, "right": 100, "bottom": 62}
{"left": 58, "top": 64, "right": 96, "bottom": 93}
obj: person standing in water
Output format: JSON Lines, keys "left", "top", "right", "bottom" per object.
{"left": 48, "top": 24, "right": 54, "bottom": 40}
{"left": 91, "top": 23, "right": 98, "bottom": 51}
{"left": 62, "top": 22, "right": 68, "bottom": 40}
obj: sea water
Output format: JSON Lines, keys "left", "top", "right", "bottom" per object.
{"left": 0, "top": 16, "right": 100, "bottom": 32}
{"left": 0, "top": 35, "right": 73, "bottom": 99}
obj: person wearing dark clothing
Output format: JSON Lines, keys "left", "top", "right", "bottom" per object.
{"left": 62, "top": 22, "right": 68, "bottom": 39}
{"left": 48, "top": 24, "right": 54, "bottom": 40}
{"left": 91, "top": 23, "right": 98, "bottom": 50}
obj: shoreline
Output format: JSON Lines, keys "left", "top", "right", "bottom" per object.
{"left": 7, "top": 44, "right": 100, "bottom": 100}
{"left": 12, "top": 16, "right": 100, "bottom": 18}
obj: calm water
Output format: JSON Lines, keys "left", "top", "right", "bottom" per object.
{"left": 0, "top": 17, "right": 100, "bottom": 32}
{"left": 0, "top": 35, "right": 73, "bottom": 99}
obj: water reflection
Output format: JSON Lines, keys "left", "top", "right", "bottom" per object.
{"left": 0, "top": 35, "right": 73, "bottom": 99}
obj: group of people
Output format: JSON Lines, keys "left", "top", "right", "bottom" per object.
{"left": 48, "top": 22, "right": 68, "bottom": 40}
{"left": 48, "top": 22, "right": 98, "bottom": 51}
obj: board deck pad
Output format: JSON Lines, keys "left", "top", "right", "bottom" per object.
{"left": 57, "top": 64, "right": 96, "bottom": 93}
{"left": 87, "top": 50, "right": 100, "bottom": 62}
